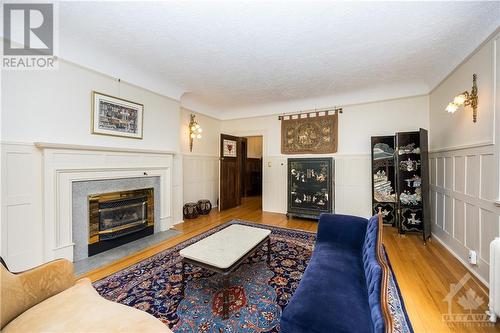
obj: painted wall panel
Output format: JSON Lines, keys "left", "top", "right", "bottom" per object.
{"left": 466, "top": 155, "right": 480, "bottom": 197}
{"left": 444, "top": 195, "right": 453, "bottom": 235}
{"left": 453, "top": 199, "right": 465, "bottom": 244}
{"left": 480, "top": 209, "right": 499, "bottom": 262}
{"left": 465, "top": 203, "right": 480, "bottom": 250}
{"left": 454, "top": 156, "right": 465, "bottom": 193}
{"left": 480, "top": 153, "right": 496, "bottom": 200}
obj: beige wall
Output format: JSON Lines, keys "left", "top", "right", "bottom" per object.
{"left": 429, "top": 31, "right": 500, "bottom": 284}
{"left": 180, "top": 108, "right": 221, "bottom": 155}
{"left": 246, "top": 136, "right": 263, "bottom": 158}
{"left": 180, "top": 108, "right": 220, "bottom": 207}
{"left": 220, "top": 95, "right": 430, "bottom": 216}
{"left": 2, "top": 60, "right": 180, "bottom": 151}
{"left": 429, "top": 38, "right": 496, "bottom": 151}
{"left": 1, "top": 60, "right": 183, "bottom": 270}
{"left": 221, "top": 95, "right": 429, "bottom": 156}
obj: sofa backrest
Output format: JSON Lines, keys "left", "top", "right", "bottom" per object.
{"left": 0, "top": 258, "right": 75, "bottom": 329}
{"left": 362, "top": 215, "right": 386, "bottom": 333}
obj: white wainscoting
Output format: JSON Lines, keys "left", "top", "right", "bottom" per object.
{"left": 0, "top": 142, "right": 183, "bottom": 271}
{"left": 262, "top": 156, "right": 287, "bottom": 213}
{"left": 430, "top": 144, "right": 500, "bottom": 284}
{"left": 182, "top": 154, "right": 219, "bottom": 208}
{"left": 1, "top": 143, "right": 43, "bottom": 271}
{"left": 261, "top": 154, "right": 372, "bottom": 217}
{"left": 39, "top": 143, "right": 175, "bottom": 263}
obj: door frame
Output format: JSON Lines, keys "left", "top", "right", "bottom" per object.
{"left": 218, "top": 130, "right": 268, "bottom": 211}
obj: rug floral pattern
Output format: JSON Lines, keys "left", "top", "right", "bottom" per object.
{"left": 93, "top": 220, "right": 413, "bottom": 333}
{"left": 93, "top": 221, "right": 316, "bottom": 332}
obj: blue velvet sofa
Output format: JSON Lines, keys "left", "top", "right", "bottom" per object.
{"left": 280, "top": 214, "right": 390, "bottom": 333}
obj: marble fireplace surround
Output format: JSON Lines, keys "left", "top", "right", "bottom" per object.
{"left": 72, "top": 177, "right": 161, "bottom": 261}
{"left": 36, "top": 143, "right": 175, "bottom": 263}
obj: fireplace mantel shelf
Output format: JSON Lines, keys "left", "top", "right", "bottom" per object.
{"left": 34, "top": 142, "right": 177, "bottom": 155}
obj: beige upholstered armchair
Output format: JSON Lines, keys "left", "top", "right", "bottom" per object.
{"left": 0, "top": 258, "right": 171, "bottom": 333}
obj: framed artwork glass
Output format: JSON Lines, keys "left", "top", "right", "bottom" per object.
{"left": 92, "top": 91, "right": 144, "bottom": 139}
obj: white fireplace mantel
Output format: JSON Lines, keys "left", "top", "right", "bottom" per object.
{"left": 37, "top": 143, "right": 175, "bottom": 262}
{"left": 34, "top": 142, "right": 177, "bottom": 155}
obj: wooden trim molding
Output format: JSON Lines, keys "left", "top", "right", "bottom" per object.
{"left": 376, "top": 213, "right": 394, "bottom": 333}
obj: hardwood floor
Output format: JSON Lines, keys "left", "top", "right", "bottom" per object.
{"left": 82, "top": 196, "right": 500, "bottom": 333}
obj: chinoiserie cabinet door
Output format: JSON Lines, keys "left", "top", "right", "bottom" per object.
{"left": 395, "top": 129, "right": 430, "bottom": 243}
{"left": 371, "top": 135, "right": 397, "bottom": 227}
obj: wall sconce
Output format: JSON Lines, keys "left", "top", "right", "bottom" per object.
{"left": 189, "top": 114, "right": 202, "bottom": 152}
{"left": 445, "top": 74, "right": 478, "bottom": 122}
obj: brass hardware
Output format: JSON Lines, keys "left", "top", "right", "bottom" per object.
{"left": 97, "top": 220, "right": 147, "bottom": 234}
{"left": 189, "top": 114, "right": 202, "bottom": 152}
{"left": 88, "top": 188, "right": 154, "bottom": 245}
{"left": 278, "top": 107, "right": 343, "bottom": 120}
{"left": 98, "top": 201, "right": 145, "bottom": 213}
{"left": 445, "top": 74, "right": 478, "bottom": 123}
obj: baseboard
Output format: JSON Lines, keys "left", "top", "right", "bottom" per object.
{"left": 432, "top": 232, "right": 489, "bottom": 288}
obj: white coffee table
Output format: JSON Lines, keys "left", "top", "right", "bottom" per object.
{"left": 179, "top": 224, "right": 272, "bottom": 319}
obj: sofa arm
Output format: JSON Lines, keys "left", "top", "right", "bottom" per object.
{"left": 316, "top": 213, "right": 368, "bottom": 249}
{"left": 1, "top": 258, "right": 76, "bottom": 329}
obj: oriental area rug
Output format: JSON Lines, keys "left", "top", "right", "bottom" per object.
{"left": 93, "top": 220, "right": 413, "bottom": 333}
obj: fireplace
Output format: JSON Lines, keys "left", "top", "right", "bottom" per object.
{"left": 88, "top": 188, "right": 154, "bottom": 256}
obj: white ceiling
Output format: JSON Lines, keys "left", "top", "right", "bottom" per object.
{"left": 58, "top": 1, "right": 499, "bottom": 119}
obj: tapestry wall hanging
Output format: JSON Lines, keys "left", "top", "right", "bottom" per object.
{"left": 281, "top": 112, "right": 338, "bottom": 154}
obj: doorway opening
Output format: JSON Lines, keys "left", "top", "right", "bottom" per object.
{"left": 219, "top": 134, "right": 263, "bottom": 211}
{"left": 240, "top": 136, "right": 263, "bottom": 199}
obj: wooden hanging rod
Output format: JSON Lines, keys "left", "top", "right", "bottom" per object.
{"left": 278, "top": 107, "right": 343, "bottom": 120}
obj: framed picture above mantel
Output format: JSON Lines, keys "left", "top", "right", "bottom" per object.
{"left": 91, "top": 91, "right": 144, "bottom": 139}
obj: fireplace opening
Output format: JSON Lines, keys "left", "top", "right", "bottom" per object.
{"left": 88, "top": 188, "right": 154, "bottom": 257}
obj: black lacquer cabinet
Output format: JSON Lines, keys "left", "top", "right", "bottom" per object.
{"left": 287, "top": 158, "right": 333, "bottom": 219}
{"left": 371, "top": 136, "right": 397, "bottom": 227}
{"left": 371, "top": 129, "right": 431, "bottom": 243}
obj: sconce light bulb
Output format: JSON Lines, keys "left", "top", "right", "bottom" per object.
{"left": 453, "top": 94, "right": 466, "bottom": 106}
{"left": 197, "top": 134, "right": 202, "bottom": 139}
{"left": 446, "top": 102, "right": 458, "bottom": 113}
{"left": 190, "top": 133, "right": 196, "bottom": 139}
{"left": 191, "top": 126, "right": 197, "bottom": 131}
{"left": 195, "top": 124, "right": 200, "bottom": 129}
{"left": 198, "top": 128, "right": 203, "bottom": 133}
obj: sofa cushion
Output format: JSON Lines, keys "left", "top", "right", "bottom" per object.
{"left": 3, "top": 278, "right": 171, "bottom": 333}
{"left": 280, "top": 243, "right": 373, "bottom": 333}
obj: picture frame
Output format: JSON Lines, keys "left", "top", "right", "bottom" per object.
{"left": 91, "top": 91, "right": 144, "bottom": 139}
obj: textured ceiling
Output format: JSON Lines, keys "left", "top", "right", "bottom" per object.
{"left": 58, "top": 1, "right": 500, "bottom": 119}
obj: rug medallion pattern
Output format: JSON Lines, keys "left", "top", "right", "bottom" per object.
{"left": 93, "top": 221, "right": 315, "bottom": 332}
{"left": 93, "top": 220, "right": 413, "bottom": 332}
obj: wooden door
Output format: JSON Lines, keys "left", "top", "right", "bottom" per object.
{"left": 219, "top": 134, "right": 241, "bottom": 210}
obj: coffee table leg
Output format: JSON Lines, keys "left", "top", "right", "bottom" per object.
{"left": 267, "top": 238, "right": 271, "bottom": 265}
{"left": 181, "top": 261, "right": 186, "bottom": 297}
{"left": 222, "top": 274, "right": 229, "bottom": 320}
